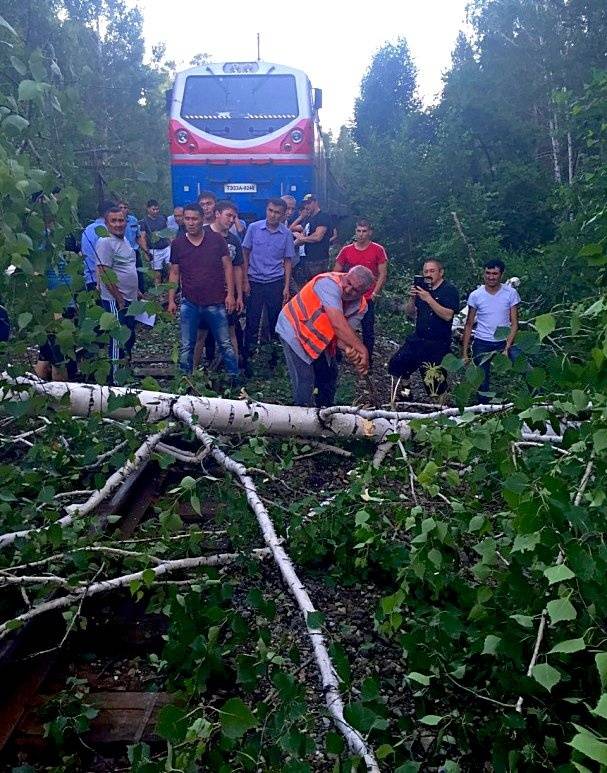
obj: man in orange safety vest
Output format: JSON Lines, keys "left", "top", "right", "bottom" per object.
{"left": 276, "top": 266, "right": 374, "bottom": 406}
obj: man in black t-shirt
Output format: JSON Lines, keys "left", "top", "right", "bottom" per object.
{"left": 140, "top": 199, "right": 171, "bottom": 287}
{"left": 389, "top": 259, "right": 460, "bottom": 396}
{"left": 293, "top": 194, "right": 332, "bottom": 283}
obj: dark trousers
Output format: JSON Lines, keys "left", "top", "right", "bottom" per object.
{"left": 282, "top": 342, "right": 338, "bottom": 407}
{"left": 472, "top": 338, "right": 522, "bottom": 403}
{"left": 100, "top": 299, "right": 137, "bottom": 384}
{"left": 313, "top": 352, "right": 339, "bottom": 407}
{"left": 388, "top": 334, "right": 451, "bottom": 395}
{"left": 244, "top": 279, "right": 284, "bottom": 360}
{"left": 294, "top": 259, "right": 329, "bottom": 288}
{"left": 361, "top": 299, "right": 375, "bottom": 362}
{"left": 135, "top": 250, "right": 145, "bottom": 294}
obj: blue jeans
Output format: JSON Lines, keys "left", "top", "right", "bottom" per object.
{"left": 180, "top": 299, "right": 239, "bottom": 376}
{"left": 472, "top": 338, "right": 522, "bottom": 402}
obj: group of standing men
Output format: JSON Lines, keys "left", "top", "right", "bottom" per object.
{"left": 62, "top": 188, "right": 521, "bottom": 404}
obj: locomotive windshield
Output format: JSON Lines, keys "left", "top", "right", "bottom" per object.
{"left": 181, "top": 73, "right": 299, "bottom": 140}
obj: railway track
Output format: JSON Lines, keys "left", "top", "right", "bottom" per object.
{"left": 0, "top": 457, "right": 174, "bottom": 766}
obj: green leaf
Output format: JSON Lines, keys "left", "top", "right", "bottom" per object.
{"left": 94, "top": 225, "right": 109, "bottom": 237}
{"left": 569, "top": 733, "right": 607, "bottom": 765}
{"left": 219, "top": 697, "right": 257, "bottom": 739}
{"left": 407, "top": 672, "right": 431, "bottom": 686}
{"left": 592, "top": 694, "right": 607, "bottom": 720}
{"left": 543, "top": 564, "right": 575, "bottom": 585}
{"left": 325, "top": 731, "right": 344, "bottom": 754}
{"left": 99, "top": 311, "right": 118, "bottom": 331}
{"left": 572, "top": 389, "right": 588, "bottom": 411}
{"left": 306, "top": 610, "right": 325, "bottom": 629}
{"left": 0, "top": 14, "right": 17, "bottom": 36}
{"left": 482, "top": 634, "right": 501, "bottom": 656}
{"left": 10, "top": 56, "right": 26, "bottom": 76}
{"left": 595, "top": 653, "right": 607, "bottom": 691}
{"left": 593, "top": 429, "right": 607, "bottom": 453}
{"left": 376, "top": 743, "right": 394, "bottom": 759}
{"left": 2, "top": 114, "right": 29, "bottom": 132}
{"left": 28, "top": 50, "right": 47, "bottom": 82}
{"left": 510, "top": 614, "right": 534, "bottom": 628}
{"left": 534, "top": 313, "right": 556, "bottom": 340}
{"left": 419, "top": 714, "right": 444, "bottom": 726}
{"left": 18, "top": 79, "right": 47, "bottom": 101}
{"left": 17, "top": 312, "right": 32, "bottom": 330}
{"left": 180, "top": 475, "right": 196, "bottom": 490}
{"left": 156, "top": 704, "right": 187, "bottom": 743}
{"left": 548, "top": 638, "right": 586, "bottom": 654}
{"left": 441, "top": 353, "right": 465, "bottom": 372}
{"left": 547, "top": 597, "right": 577, "bottom": 624}
{"left": 80, "top": 118, "right": 95, "bottom": 136}
{"left": 141, "top": 568, "right": 156, "bottom": 587}
{"left": 512, "top": 531, "right": 540, "bottom": 553}
{"left": 532, "top": 663, "right": 561, "bottom": 692}
{"left": 468, "top": 515, "right": 485, "bottom": 532}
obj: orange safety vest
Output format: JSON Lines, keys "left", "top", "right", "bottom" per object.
{"left": 282, "top": 272, "right": 367, "bottom": 360}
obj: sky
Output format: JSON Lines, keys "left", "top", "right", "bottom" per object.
{"left": 136, "top": 0, "right": 471, "bottom": 136}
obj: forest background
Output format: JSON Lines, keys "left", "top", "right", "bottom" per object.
{"left": 2, "top": 1, "right": 607, "bottom": 771}
{"left": 1, "top": 0, "right": 605, "bottom": 311}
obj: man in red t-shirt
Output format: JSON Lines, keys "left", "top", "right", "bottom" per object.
{"left": 334, "top": 219, "right": 388, "bottom": 363}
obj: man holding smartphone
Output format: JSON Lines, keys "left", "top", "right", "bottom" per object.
{"left": 388, "top": 259, "right": 459, "bottom": 396}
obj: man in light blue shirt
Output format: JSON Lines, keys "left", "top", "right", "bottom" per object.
{"left": 81, "top": 200, "right": 115, "bottom": 291}
{"left": 242, "top": 198, "right": 295, "bottom": 373}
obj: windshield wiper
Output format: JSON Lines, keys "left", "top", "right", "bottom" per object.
{"left": 251, "top": 66, "right": 276, "bottom": 96}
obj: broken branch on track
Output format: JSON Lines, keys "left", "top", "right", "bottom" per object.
{"left": 0, "top": 424, "right": 174, "bottom": 549}
{"left": 173, "top": 402, "right": 381, "bottom": 772}
{"left": 0, "top": 548, "right": 271, "bottom": 641}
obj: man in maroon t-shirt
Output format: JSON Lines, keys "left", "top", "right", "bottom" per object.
{"left": 334, "top": 218, "right": 388, "bottom": 363}
{"left": 167, "top": 203, "right": 239, "bottom": 379}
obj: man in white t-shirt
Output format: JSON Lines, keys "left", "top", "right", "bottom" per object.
{"left": 461, "top": 259, "right": 521, "bottom": 402}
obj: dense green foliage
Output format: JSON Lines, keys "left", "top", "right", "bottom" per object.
{"left": 333, "top": 0, "right": 607, "bottom": 308}
{"left": 0, "top": 0, "right": 170, "bottom": 218}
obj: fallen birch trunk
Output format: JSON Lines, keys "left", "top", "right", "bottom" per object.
{"left": 174, "top": 403, "right": 381, "bottom": 772}
{"left": 2, "top": 376, "right": 410, "bottom": 444}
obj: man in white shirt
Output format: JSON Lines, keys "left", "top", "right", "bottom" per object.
{"left": 461, "top": 259, "right": 521, "bottom": 402}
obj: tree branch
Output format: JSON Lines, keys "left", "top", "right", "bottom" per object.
{"left": 0, "top": 425, "right": 174, "bottom": 549}
{"left": 173, "top": 402, "right": 380, "bottom": 772}
{"left": 0, "top": 549, "right": 270, "bottom": 640}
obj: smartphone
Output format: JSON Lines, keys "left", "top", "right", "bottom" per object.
{"left": 414, "top": 275, "right": 426, "bottom": 288}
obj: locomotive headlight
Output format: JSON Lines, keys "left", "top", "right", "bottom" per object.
{"left": 176, "top": 129, "right": 189, "bottom": 144}
{"left": 290, "top": 129, "right": 304, "bottom": 144}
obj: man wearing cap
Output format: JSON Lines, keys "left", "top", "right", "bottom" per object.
{"left": 276, "top": 266, "right": 373, "bottom": 407}
{"left": 293, "top": 194, "right": 332, "bottom": 284}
